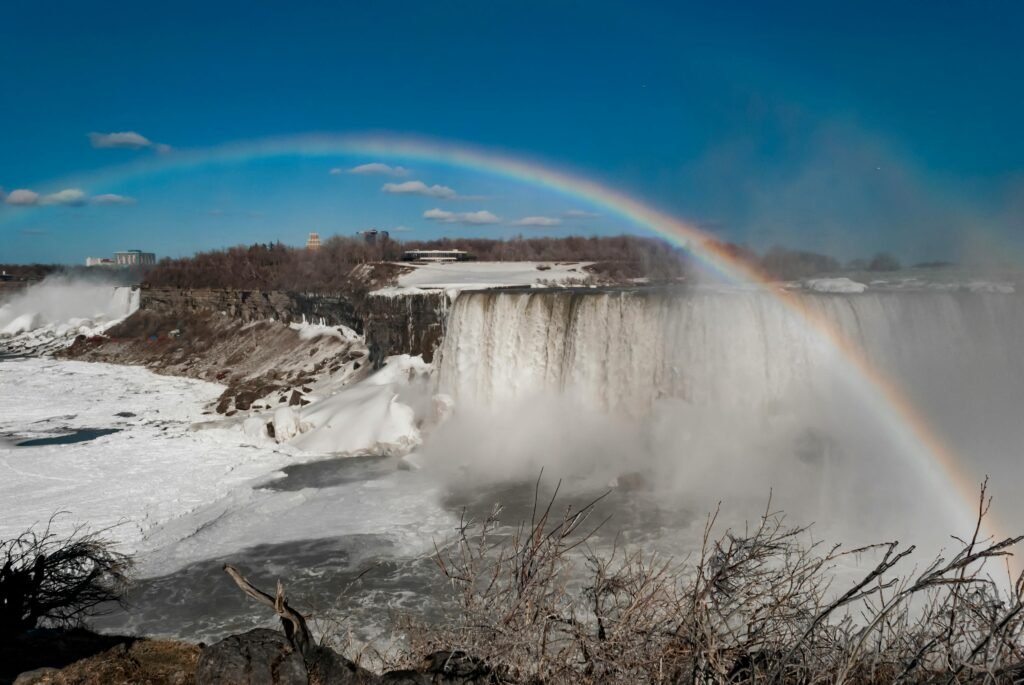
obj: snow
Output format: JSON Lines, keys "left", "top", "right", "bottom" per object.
{"left": 0, "top": 357, "right": 455, "bottom": 578}
{"left": 288, "top": 319, "right": 361, "bottom": 341}
{"left": 375, "top": 260, "right": 592, "bottom": 294}
{"left": 966, "top": 281, "right": 1015, "bottom": 294}
{"left": 272, "top": 355, "right": 430, "bottom": 455}
{"left": 271, "top": 406, "right": 303, "bottom": 442}
{"left": 0, "top": 358, "right": 260, "bottom": 549}
{"left": 804, "top": 277, "right": 868, "bottom": 293}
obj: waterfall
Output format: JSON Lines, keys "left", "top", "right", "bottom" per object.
{"left": 0, "top": 278, "right": 141, "bottom": 353}
{"left": 431, "top": 287, "right": 1024, "bottom": 537}
{"left": 437, "top": 288, "right": 1024, "bottom": 418}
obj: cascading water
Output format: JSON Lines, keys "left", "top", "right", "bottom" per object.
{"left": 437, "top": 288, "right": 1023, "bottom": 415}
{"left": 432, "top": 287, "right": 1024, "bottom": 543}
{"left": 0, "top": 278, "right": 141, "bottom": 354}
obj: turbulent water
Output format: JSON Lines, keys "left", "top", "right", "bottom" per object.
{"left": 438, "top": 287, "right": 1023, "bottom": 414}
{"left": 0, "top": 278, "right": 140, "bottom": 354}
{"left": 433, "top": 287, "right": 1024, "bottom": 542}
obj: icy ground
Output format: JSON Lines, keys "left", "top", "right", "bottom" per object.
{"left": 0, "top": 359, "right": 454, "bottom": 572}
{"left": 374, "top": 260, "right": 592, "bottom": 295}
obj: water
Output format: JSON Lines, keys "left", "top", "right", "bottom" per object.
{"left": 432, "top": 287, "right": 1024, "bottom": 545}
{"left": 259, "top": 455, "right": 396, "bottom": 491}
{"left": 16, "top": 428, "right": 121, "bottom": 446}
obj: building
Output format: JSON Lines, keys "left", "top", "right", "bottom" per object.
{"left": 401, "top": 249, "right": 470, "bottom": 263}
{"left": 306, "top": 232, "right": 321, "bottom": 250}
{"left": 114, "top": 250, "right": 156, "bottom": 266}
{"left": 85, "top": 257, "right": 115, "bottom": 267}
{"left": 360, "top": 229, "right": 389, "bottom": 245}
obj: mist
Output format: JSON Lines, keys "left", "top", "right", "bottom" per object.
{"left": 418, "top": 286, "right": 1024, "bottom": 559}
{"left": 0, "top": 275, "right": 139, "bottom": 337}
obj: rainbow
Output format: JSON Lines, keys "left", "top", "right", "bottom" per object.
{"left": 1, "top": 132, "right": 1001, "bottom": 543}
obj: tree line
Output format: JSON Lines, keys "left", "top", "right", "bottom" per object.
{"left": 2, "top": 238, "right": 910, "bottom": 293}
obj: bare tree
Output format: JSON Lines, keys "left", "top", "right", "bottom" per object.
{"left": 393, "top": 481, "right": 1024, "bottom": 684}
{"left": 0, "top": 516, "right": 132, "bottom": 639}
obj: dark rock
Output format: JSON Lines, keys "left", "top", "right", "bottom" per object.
{"left": 380, "top": 670, "right": 429, "bottom": 684}
{"left": 419, "top": 651, "right": 492, "bottom": 683}
{"left": 13, "top": 667, "right": 59, "bottom": 684}
{"left": 195, "top": 628, "right": 307, "bottom": 685}
{"left": 0, "top": 628, "right": 136, "bottom": 684}
{"left": 288, "top": 391, "right": 304, "bottom": 407}
{"left": 306, "top": 646, "right": 382, "bottom": 684}
{"left": 234, "top": 391, "right": 260, "bottom": 411}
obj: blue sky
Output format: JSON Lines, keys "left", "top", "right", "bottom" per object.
{"left": 1, "top": 1, "right": 1022, "bottom": 264}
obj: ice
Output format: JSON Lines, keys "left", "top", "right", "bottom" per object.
{"left": 288, "top": 319, "right": 361, "bottom": 341}
{"left": 285, "top": 355, "right": 430, "bottom": 456}
{"left": 966, "top": 281, "right": 1015, "bottom": 294}
{"left": 803, "top": 277, "right": 868, "bottom": 293}
{"left": 0, "top": 357, "right": 455, "bottom": 580}
{"left": 271, "top": 406, "right": 303, "bottom": 442}
{"left": 374, "top": 260, "right": 592, "bottom": 295}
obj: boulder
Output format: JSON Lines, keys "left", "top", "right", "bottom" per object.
{"left": 13, "top": 667, "right": 59, "bottom": 684}
{"left": 195, "top": 628, "right": 307, "bottom": 685}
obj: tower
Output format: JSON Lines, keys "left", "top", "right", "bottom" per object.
{"left": 306, "top": 232, "right": 321, "bottom": 251}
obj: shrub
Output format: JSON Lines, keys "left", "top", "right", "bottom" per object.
{"left": 868, "top": 252, "right": 902, "bottom": 272}
{"left": 398, "top": 481, "right": 1024, "bottom": 683}
{"left": 0, "top": 518, "right": 132, "bottom": 640}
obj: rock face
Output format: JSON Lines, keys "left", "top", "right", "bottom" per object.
{"left": 138, "top": 288, "right": 450, "bottom": 364}
{"left": 362, "top": 291, "right": 450, "bottom": 366}
{"left": 195, "top": 629, "right": 307, "bottom": 685}
{"left": 142, "top": 289, "right": 308, "bottom": 326}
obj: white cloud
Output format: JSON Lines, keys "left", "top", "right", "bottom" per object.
{"left": 390, "top": 225, "right": 415, "bottom": 233}
{"left": 564, "top": 209, "right": 601, "bottom": 218}
{"left": 89, "top": 131, "right": 152, "bottom": 148}
{"left": 89, "top": 131, "right": 171, "bottom": 152}
{"left": 3, "top": 188, "right": 132, "bottom": 208}
{"left": 346, "top": 163, "right": 409, "bottom": 176}
{"left": 384, "top": 180, "right": 458, "bottom": 199}
{"left": 423, "top": 208, "right": 500, "bottom": 225}
{"left": 40, "top": 188, "right": 87, "bottom": 206}
{"left": 92, "top": 193, "right": 136, "bottom": 205}
{"left": 4, "top": 189, "right": 39, "bottom": 206}
{"left": 511, "top": 216, "right": 563, "bottom": 227}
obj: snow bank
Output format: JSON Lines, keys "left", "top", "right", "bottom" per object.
{"left": 0, "top": 359, "right": 264, "bottom": 549}
{"left": 215, "top": 354, "right": 433, "bottom": 457}
{"left": 966, "top": 281, "right": 1015, "bottom": 294}
{"left": 804, "top": 277, "right": 868, "bottom": 294}
{"left": 286, "top": 355, "right": 429, "bottom": 456}
{"left": 288, "top": 319, "right": 361, "bottom": 341}
{"left": 0, "top": 357, "right": 456, "bottom": 584}
{"left": 374, "top": 261, "right": 592, "bottom": 295}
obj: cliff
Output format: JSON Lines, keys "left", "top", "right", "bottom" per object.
{"left": 138, "top": 287, "right": 449, "bottom": 363}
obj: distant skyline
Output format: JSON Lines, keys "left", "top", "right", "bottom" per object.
{"left": 2, "top": 1, "right": 1023, "bottom": 264}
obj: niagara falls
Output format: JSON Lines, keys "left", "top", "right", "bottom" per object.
{"left": 3, "top": 3, "right": 1024, "bottom": 683}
